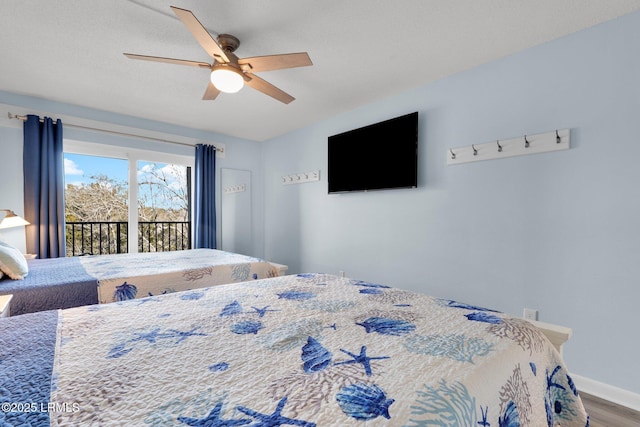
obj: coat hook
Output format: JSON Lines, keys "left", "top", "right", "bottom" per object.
{"left": 556, "top": 130, "right": 561, "bottom": 144}
{"left": 524, "top": 135, "right": 530, "bottom": 148}
{"left": 472, "top": 144, "right": 478, "bottom": 156}
{"left": 449, "top": 148, "right": 456, "bottom": 159}
{"left": 496, "top": 140, "right": 503, "bottom": 152}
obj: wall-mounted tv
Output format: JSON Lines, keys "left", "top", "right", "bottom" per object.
{"left": 328, "top": 112, "right": 418, "bottom": 194}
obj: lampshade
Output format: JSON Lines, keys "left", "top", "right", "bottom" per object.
{"left": 0, "top": 210, "right": 30, "bottom": 229}
{"left": 210, "top": 65, "right": 244, "bottom": 93}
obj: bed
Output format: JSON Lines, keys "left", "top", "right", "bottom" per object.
{"left": 0, "top": 248, "right": 285, "bottom": 316}
{"left": 0, "top": 256, "right": 99, "bottom": 315}
{"left": 0, "top": 273, "right": 589, "bottom": 426}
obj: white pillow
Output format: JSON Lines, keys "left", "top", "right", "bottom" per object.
{"left": 0, "top": 240, "right": 29, "bottom": 280}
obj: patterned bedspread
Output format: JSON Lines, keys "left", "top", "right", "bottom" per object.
{"left": 0, "top": 273, "right": 589, "bottom": 426}
{"left": 81, "top": 249, "right": 279, "bottom": 304}
{"left": 0, "top": 249, "right": 279, "bottom": 315}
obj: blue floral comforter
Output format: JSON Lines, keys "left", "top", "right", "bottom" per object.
{"left": 1, "top": 273, "right": 589, "bottom": 426}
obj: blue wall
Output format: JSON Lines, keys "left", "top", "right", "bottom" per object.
{"left": 262, "top": 11, "right": 640, "bottom": 394}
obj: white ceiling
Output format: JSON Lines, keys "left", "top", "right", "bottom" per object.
{"left": 2, "top": 0, "right": 640, "bottom": 142}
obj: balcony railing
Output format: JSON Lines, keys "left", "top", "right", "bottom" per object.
{"left": 66, "top": 221, "right": 191, "bottom": 256}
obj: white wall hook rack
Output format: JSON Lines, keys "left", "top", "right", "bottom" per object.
{"left": 282, "top": 170, "right": 320, "bottom": 185}
{"left": 447, "top": 129, "right": 570, "bottom": 165}
{"left": 223, "top": 184, "right": 246, "bottom": 194}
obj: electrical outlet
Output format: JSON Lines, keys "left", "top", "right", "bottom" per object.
{"left": 523, "top": 308, "right": 538, "bottom": 321}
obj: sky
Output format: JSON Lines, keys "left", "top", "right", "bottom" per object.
{"left": 64, "top": 153, "right": 128, "bottom": 186}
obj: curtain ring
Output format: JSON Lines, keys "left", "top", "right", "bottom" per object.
{"left": 449, "top": 148, "right": 456, "bottom": 159}
{"left": 472, "top": 144, "right": 478, "bottom": 156}
{"left": 524, "top": 135, "right": 530, "bottom": 148}
{"left": 496, "top": 140, "right": 502, "bottom": 152}
{"left": 556, "top": 130, "right": 561, "bottom": 144}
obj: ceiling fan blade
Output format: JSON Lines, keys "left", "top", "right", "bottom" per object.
{"left": 203, "top": 81, "right": 221, "bottom": 100}
{"left": 245, "top": 74, "right": 295, "bottom": 104}
{"left": 170, "top": 6, "right": 230, "bottom": 63}
{"left": 238, "top": 52, "right": 312, "bottom": 73}
{"left": 123, "top": 53, "right": 211, "bottom": 69}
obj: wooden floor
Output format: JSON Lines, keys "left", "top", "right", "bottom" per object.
{"left": 580, "top": 392, "right": 640, "bottom": 426}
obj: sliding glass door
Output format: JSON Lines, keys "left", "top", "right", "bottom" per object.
{"left": 63, "top": 143, "right": 194, "bottom": 256}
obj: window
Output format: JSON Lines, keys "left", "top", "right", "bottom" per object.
{"left": 64, "top": 153, "right": 129, "bottom": 255}
{"left": 137, "top": 161, "right": 191, "bottom": 252}
{"left": 63, "top": 141, "right": 193, "bottom": 256}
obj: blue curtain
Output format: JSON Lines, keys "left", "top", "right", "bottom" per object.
{"left": 23, "top": 115, "right": 66, "bottom": 258}
{"left": 193, "top": 144, "right": 216, "bottom": 248}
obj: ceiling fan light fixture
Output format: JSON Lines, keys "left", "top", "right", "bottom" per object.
{"left": 210, "top": 66, "right": 244, "bottom": 93}
{"left": 125, "top": 8, "right": 311, "bottom": 103}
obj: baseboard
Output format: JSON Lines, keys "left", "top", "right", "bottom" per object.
{"left": 572, "top": 373, "right": 640, "bottom": 412}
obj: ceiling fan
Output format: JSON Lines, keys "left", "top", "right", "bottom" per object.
{"left": 124, "top": 6, "right": 312, "bottom": 104}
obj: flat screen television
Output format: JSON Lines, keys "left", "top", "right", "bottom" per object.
{"left": 328, "top": 111, "right": 418, "bottom": 193}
